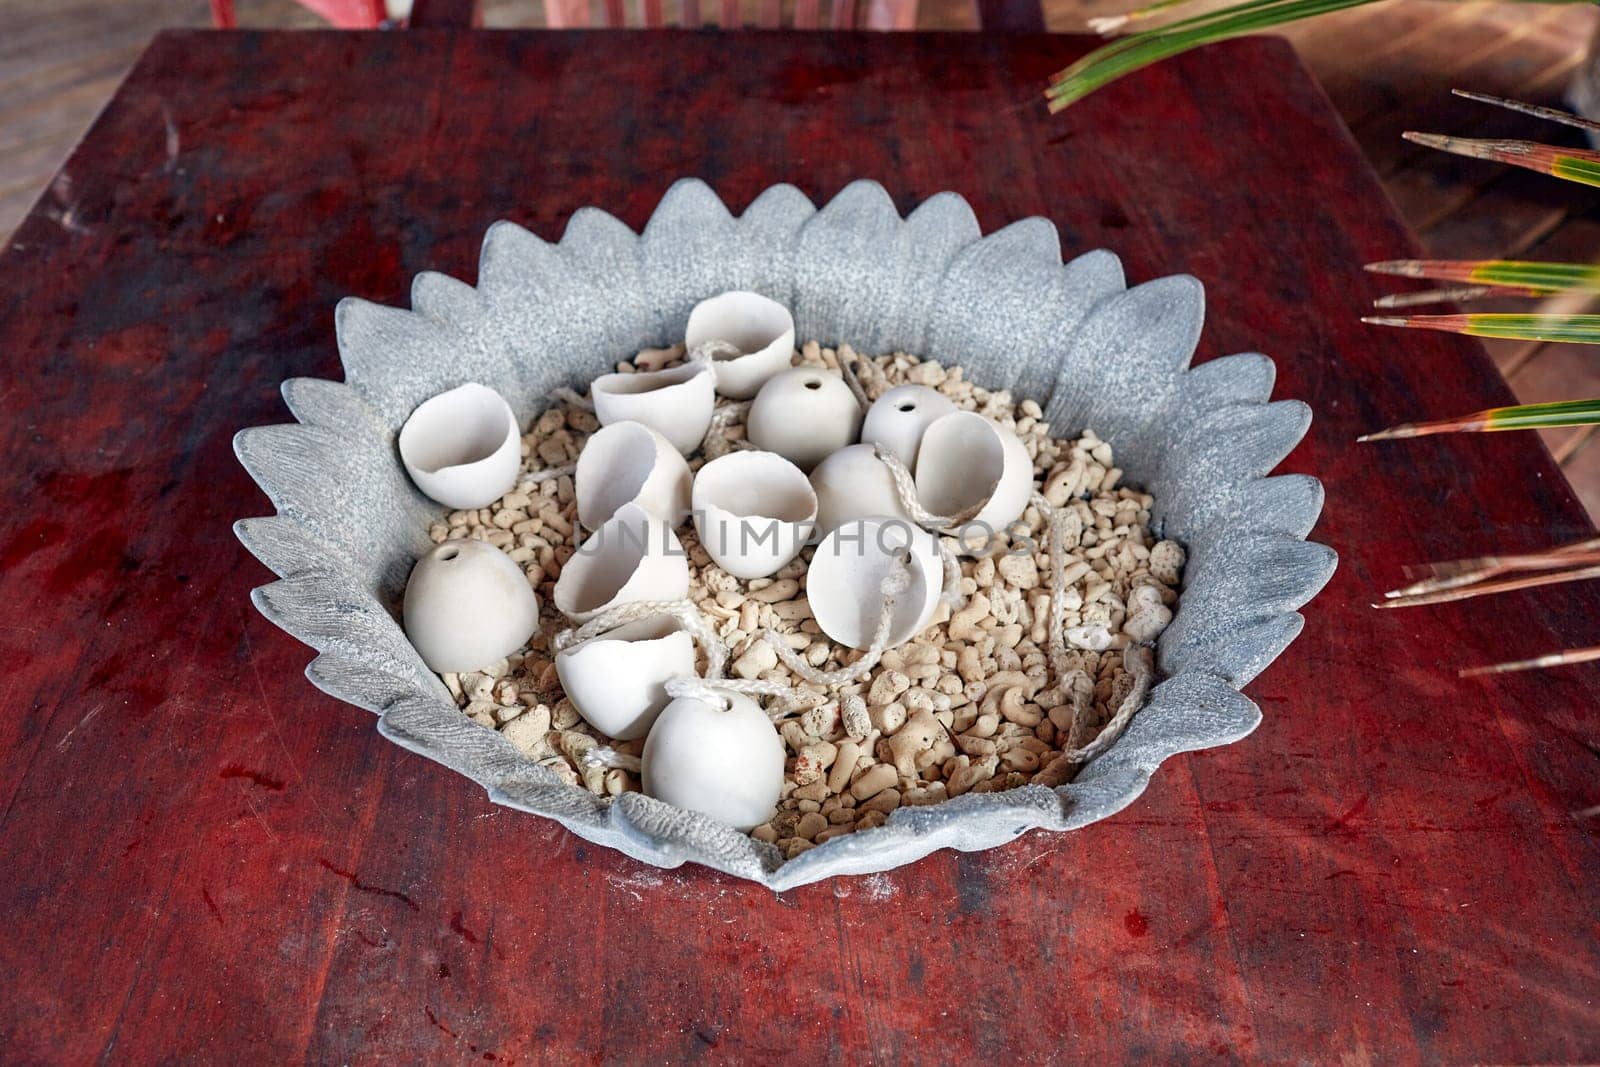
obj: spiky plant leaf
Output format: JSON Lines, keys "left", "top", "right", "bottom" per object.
{"left": 1359, "top": 398, "right": 1600, "bottom": 441}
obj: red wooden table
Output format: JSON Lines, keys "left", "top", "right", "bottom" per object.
{"left": 2, "top": 29, "right": 1598, "bottom": 1063}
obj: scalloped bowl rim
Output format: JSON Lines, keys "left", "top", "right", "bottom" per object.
{"left": 233, "top": 179, "right": 1336, "bottom": 891}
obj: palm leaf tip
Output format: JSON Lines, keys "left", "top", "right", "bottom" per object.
{"left": 1451, "top": 89, "right": 1600, "bottom": 135}
{"left": 1366, "top": 313, "right": 1600, "bottom": 343}
{"left": 1373, "top": 285, "right": 1534, "bottom": 309}
{"left": 1403, "top": 132, "right": 1600, "bottom": 188}
{"left": 1360, "top": 399, "right": 1600, "bottom": 443}
{"left": 1460, "top": 644, "right": 1600, "bottom": 678}
{"left": 1364, "top": 257, "right": 1600, "bottom": 294}
{"left": 1364, "top": 260, "right": 1430, "bottom": 278}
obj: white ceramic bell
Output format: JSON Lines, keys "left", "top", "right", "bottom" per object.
{"left": 808, "top": 443, "right": 914, "bottom": 536}
{"left": 591, "top": 361, "right": 715, "bottom": 455}
{"left": 806, "top": 518, "right": 943, "bottom": 651}
{"left": 684, "top": 290, "right": 796, "bottom": 400}
{"left": 691, "top": 451, "right": 817, "bottom": 580}
{"left": 860, "top": 384, "right": 957, "bottom": 470}
{"left": 914, "top": 411, "right": 1033, "bottom": 549}
{"left": 552, "top": 501, "right": 690, "bottom": 622}
{"left": 745, "top": 367, "right": 862, "bottom": 471}
{"left": 402, "top": 540, "right": 540, "bottom": 672}
{"left": 574, "top": 420, "right": 692, "bottom": 530}
{"left": 555, "top": 614, "right": 697, "bottom": 741}
{"left": 641, "top": 688, "right": 785, "bottom": 832}
{"left": 397, "top": 383, "right": 522, "bottom": 510}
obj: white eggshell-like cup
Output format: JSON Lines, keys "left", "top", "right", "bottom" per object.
{"left": 746, "top": 367, "right": 863, "bottom": 471}
{"left": 914, "top": 411, "right": 1034, "bottom": 551}
{"left": 808, "top": 443, "right": 914, "bottom": 536}
{"left": 691, "top": 451, "right": 817, "bottom": 580}
{"left": 397, "top": 383, "right": 522, "bottom": 510}
{"left": 591, "top": 362, "right": 715, "bottom": 455}
{"left": 684, "top": 290, "right": 796, "bottom": 400}
{"left": 553, "top": 501, "right": 689, "bottom": 622}
{"left": 806, "top": 518, "right": 943, "bottom": 651}
{"left": 402, "top": 540, "right": 540, "bottom": 672}
{"left": 555, "top": 614, "right": 696, "bottom": 741}
{"left": 860, "top": 384, "right": 958, "bottom": 470}
{"left": 642, "top": 689, "right": 785, "bottom": 832}
{"left": 575, "top": 421, "right": 692, "bottom": 530}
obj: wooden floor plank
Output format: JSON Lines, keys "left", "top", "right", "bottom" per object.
{"left": 1355, "top": 13, "right": 1590, "bottom": 178}
{"left": 1555, "top": 425, "right": 1600, "bottom": 520}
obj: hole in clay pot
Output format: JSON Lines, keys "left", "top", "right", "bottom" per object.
{"left": 897, "top": 402, "right": 916, "bottom": 412}
{"left": 804, "top": 379, "right": 822, "bottom": 390}
{"left": 437, "top": 546, "right": 460, "bottom": 561}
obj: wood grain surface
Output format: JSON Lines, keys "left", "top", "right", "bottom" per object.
{"left": 0, "top": 29, "right": 1597, "bottom": 1062}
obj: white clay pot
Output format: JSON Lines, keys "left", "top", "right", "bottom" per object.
{"left": 397, "top": 383, "right": 522, "bottom": 510}
{"left": 555, "top": 614, "right": 697, "bottom": 741}
{"left": 914, "top": 410, "right": 1033, "bottom": 551}
{"left": 745, "top": 367, "right": 863, "bottom": 471}
{"left": 641, "top": 688, "right": 785, "bottom": 832}
{"left": 574, "top": 420, "right": 692, "bottom": 530}
{"left": 552, "top": 501, "right": 689, "bottom": 622}
{"left": 860, "top": 384, "right": 957, "bottom": 471}
{"left": 806, "top": 518, "right": 943, "bottom": 651}
{"left": 684, "top": 290, "right": 796, "bottom": 400}
{"left": 403, "top": 540, "right": 540, "bottom": 672}
{"left": 808, "top": 443, "right": 914, "bottom": 536}
{"left": 691, "top": 451, "right": 817, "bottom": 580}
{"left": 591, "top": 361, "right": 715, "bottom": 455}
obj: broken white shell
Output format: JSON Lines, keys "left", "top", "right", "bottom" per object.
{"left": 552, "top": 501, "right": 689, "bottom": 622}
{"left": 684, "top": 290, "right": 796, "bottom": 400}
{"left": 914, "top": 410, "right": 1033, "bottom": 551}
{"left": 806, "top": 518, "right": 943, "bottom": 651}
{"left": 591, "top": 361, "right": 715, "bottom": 455}
{"left": 691, "top": 451, "right": 817, "bottom": 580}
{"left": 745, "top": 367, "right": 862, "bottom": 471}
{"left": 397, "top": 383, "right": 521, "bottom": 510}
{"left": 574, "top": 420, "right": 692, "bottom": 530}
{"left": 860, "top": 384, "right": 957, "bottom": 470}
{"left": 808, "top": 443, "right": 914, "bottom": 536}
{"left": 555, "top": 614, "right": 697, "bottom": 741}
{"left": 642, "top": 688, "right": 785, "bottom": 832}
{"left": 402, "top": 540, "right": 540, "bottom": 672}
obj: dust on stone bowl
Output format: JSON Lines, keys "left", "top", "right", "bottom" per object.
{"left": 429, "top": 341, "right": 1182, "bottom": 860}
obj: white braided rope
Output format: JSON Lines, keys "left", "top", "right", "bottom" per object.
{"left": 835, "top": 343, "right": 872, "bottom": 411}
{"left": 1061, "top": 645, "right": 1153, "bottom": 764}
{"left": 870, "top": 444, "right": 984, "bottom": 531}
{"left": 552, "top": 598, "right": 730, "bottom": 676}
{"left": 1044, "top": 493, "right": 1074, "bottom": 680}
{"left": 663, "top": 551, "right": 914, "bottom": 718}
{"left": 763, "top": 553, "right": 911, "bottom": 687}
